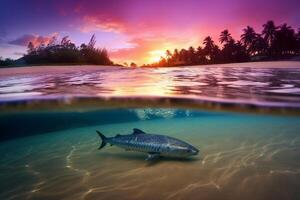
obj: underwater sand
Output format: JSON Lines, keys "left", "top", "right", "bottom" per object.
{"left": 0, "top": 110, "right": 299, "bottom": 200}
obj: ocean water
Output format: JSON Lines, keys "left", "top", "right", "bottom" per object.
{"left": 0, "top": 62, "right": 300, "bottom": 200}
{"left": 0, "top": 109, "right": 300, "bottom": 200}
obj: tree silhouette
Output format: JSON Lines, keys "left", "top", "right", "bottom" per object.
{"left": 241, "top": 26, "right": 257, "bottom": 55}
{"left": 23, "top": 35, "right": 112, "bottom": 65}
{"left": 203, "top": 36, "right": 214, "bottom": 50}
{"left": 188, "top": 46, "right": 197, "bottom": 64}
{"left": 203, "top": 36, "right": 215, "bottom": 62}
{"left": 262, "top": 21, "right": 277, "bottom": 45}
{"left": 145, "top": 20, "right": 300, "bottom": 67}
{"left": 130, "top": 62, "right": 137, "bottom": 67}
{"left": 273, "top": 23, "right": 297, "bottom": 56}
{"left": 219, "top": 29, "right": 233, "bottom": 44}
{"left": 166, "top": 50, "right": 172, "bottom": 59}
{"left": 2, "top": 20, "right": 300, "bottom": 67}
{"left": 252, "top": 35, "right": 267, "bottom": 56}
{"left": 0, "top": 57, "right": 14, "bottom": 67}
{"left": 262, "top": 20, "right": 278, "bottom": 56}
{"left": 88, "top": 34, "right": 96, "bottom": 49}
{"left": 165, "top": 49, "right": 172, "bottom": 65}
{"left": 196, "top": 46, "right": 206, "bottom": 64}
{"left": 27, "top": 42, "right": 35, "bottom": 54}
{"left": 60, "top": 36, "right": 71, "bottom": 46}
{"left": 172, "top": 48, "right": 180, "bottom": 64}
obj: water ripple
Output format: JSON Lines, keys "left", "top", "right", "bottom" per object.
{"left": 1, "top": 62, "right": 300, "bottom": 113}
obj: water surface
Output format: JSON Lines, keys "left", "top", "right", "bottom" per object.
{"left": 1, "top": 61, "right": 300, "bottom": 113}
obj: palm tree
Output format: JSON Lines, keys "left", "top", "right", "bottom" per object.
{"left": 211, "top": 45, "right": 222, "bottom": 63}
{"left": 196, "top": 46, "right": 206, "bottom": 64}
{"left": 188, "top": 46, "right": 196, "bottom": 64}
{"left": 219, "top": 29, "right": 232, "bottom": 44}
{"left": 203, "top": 36, "right": 215, "bottom": 52}
{"left": 203, "top": 36, "right": 217, "bottom": 62}
{"left": 273, "top": 23, "right": 297, "bottom": 55}
{"left": 166, "top": 50, "right": 172, "bottom": 59}
{"left": 262, "top": 20, "right": 277, "bottom": 47}
{"left": 234, "top": 41, "right": 249, "bottom": 62}
{"left": 165, "top": 49, "right": 172, "bottom": 65}
{"left": 252, "top": 35, "right": 267, "bottom": 55}
{"left": 241, "top": 26, "right": 257, "bottom": 53}
{"left": 179, "top": 48, "right": 189, "bottom": 63}
{"left": 172, "top": 49, "right": 179, "bottom": 64}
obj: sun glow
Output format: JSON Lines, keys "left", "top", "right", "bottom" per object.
{"left": 147, "top": 50, "right": 166, "bottom": 63}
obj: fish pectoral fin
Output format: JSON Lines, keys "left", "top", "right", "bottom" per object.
{"left": 145, "top": 153, "right": 160, "bottom": 161}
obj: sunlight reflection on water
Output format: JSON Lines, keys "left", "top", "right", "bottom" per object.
{"left": 0, "top": 61, "right": 300, "bottom": 111}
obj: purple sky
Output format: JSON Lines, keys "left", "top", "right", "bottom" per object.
{"left": 0, "top": 0, "right": 299, "bottom": 64}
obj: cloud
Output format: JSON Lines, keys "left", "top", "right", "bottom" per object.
{"left": 9, "top": 33, "right": 58, "bottom": 47}
{"left": 1, "top": 0, "right": 300, "bottom": 62}
{"left": 13, "top": 52, "right": 24, "bottom": 56}
{"left": 80, "top": 15, "right": 125, "bottom": 33}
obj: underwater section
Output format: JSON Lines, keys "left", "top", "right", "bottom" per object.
{"left": 0, "top": 108, "right": 299, "bottom": 200}
{"left": 0, "top": 109, "right": 218, "bottom": 141}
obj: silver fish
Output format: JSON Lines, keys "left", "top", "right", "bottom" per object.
{"left": 97, "top": 128, "right": 199, "bottom": 160}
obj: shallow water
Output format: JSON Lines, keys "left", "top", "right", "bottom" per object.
{"left": 0, "top": 62, "right": 300, "bottom": 200}
{"left": 0, "top": 109, "right": 300, "bottom": 200}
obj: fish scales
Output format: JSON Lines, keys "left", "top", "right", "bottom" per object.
{"left": 96, "top": 128, "right": 199, "bottom": 160}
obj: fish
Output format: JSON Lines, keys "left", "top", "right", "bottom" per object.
{"left": 96, "top": 128, "right": 199, "bottom": 160}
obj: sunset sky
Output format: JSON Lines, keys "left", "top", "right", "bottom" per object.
{"left": 0, "top": 0, "right": 300, "bottom": 65}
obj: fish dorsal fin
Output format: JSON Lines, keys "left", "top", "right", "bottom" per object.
{"left": 132, "top": 128, "right": 146, "bottom": 135}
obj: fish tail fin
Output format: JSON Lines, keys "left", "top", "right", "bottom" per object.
{"left": 96, "top": 130, "right": 107, "bottom": 150}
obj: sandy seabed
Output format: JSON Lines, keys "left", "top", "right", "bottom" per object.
{"left": 0, "top": 114, "right": 300, "bottom": 200}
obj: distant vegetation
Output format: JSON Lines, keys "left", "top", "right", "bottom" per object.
{"left": 0, "top": 34, "right": 113, "bottom": 67}
{"left": 0, "top": 58, "right": 14, "bottom": 66}
{"left": 1, "top": 20, "right": 300, "bottom": 68}
{"left": 24, "top": 34, "right": 113, "bottom": 65}
{"left": 143, "top": 20, "right": 300, "bottom": 67}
